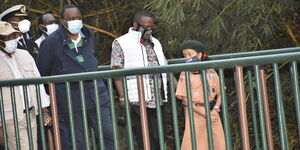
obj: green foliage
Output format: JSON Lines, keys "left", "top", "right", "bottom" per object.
{"left": 145, "top": 0, "right": 299, "bottom": 58}
{"left": 1, "top": 0, "right": 299, "bottom": 149}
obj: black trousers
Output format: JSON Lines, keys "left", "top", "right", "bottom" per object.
{"left": 131, "top": 105, "right": 167, "bottom": 150}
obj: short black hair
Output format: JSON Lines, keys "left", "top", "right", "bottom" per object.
{"left": 38, "top": 12, "right": 53, "bottom": 25}
{"left": 133, "top": 10, "right": 155, "bottom": 23}
{"left": 60, "top": 4, "right": 81, "bottom": 19}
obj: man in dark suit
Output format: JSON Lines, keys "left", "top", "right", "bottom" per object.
{"left": 0, "top": 5, "right": 39, "bottom": 60}
{"left": 36, "top": 4, "right": 114, "bottom": 150}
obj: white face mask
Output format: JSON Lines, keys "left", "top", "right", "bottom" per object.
{"left": 0, "top": 39, "right": 18, "bottom": 53}
{"left": 66, "top": 20, "right": 83, "bottom": 34}
{"left": 45, "top": 23, "right": 59, "bottom": 35}
{"left": 18, "top": 19, "right": 31, "bottom": 33}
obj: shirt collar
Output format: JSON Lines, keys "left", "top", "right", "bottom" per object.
{"left": 41, "top": 34, "right": 46, "bottom": 41}
{"left": 60, "top": 26, "right": 86, "bottom": 46}
{"left": 128, "top": 27, "right": 152, "bottom": 44}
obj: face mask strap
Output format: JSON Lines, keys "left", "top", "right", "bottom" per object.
{"left": 0, "top": 44, "right": 5, "bottom": 49}
{"left": 39, "top": 24, "right": 48, "bottom": 34}
{"left": 0, "top": 40, "right": 14, "bottom": 54}
{"left": 61, "top": 19, "right": 70, "bottom": 31}
{"left": 0, "top": 39, "right": 6, "bottom": 47}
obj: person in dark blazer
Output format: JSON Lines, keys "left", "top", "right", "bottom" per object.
{"left": 36, "top": 4, "right": 114, "bottom": 150}
{"left": 0, "top": 5, "right": 39, "bottom": 60}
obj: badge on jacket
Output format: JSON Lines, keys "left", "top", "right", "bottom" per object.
{"left": 76, "top": 55, "right": 85, "bottom": 62}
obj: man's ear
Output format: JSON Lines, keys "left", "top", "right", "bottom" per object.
{"left": 60, "top": 19, "right": 66, "bottom": 27}
{"left": 39, "top": 24, "right": 46, "bottom": 32}
{"left": 8, "top": 21, "right": 19, "bottom": 31}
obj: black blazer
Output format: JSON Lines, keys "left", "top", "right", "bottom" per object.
{"left": 37, "top": 26, "right": 109, "bottom": 114}
{"left": 17, "top": 35, "right": 39, "bottom": 61}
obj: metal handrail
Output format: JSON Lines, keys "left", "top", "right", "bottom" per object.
{"left": 1, "top": 49, "right": 300, "bottom": 86}
{"left": 97, "top": 47, "right": 300, "bottom": 70}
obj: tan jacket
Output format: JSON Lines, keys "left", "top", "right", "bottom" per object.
{"left": 176, "top": 69, "right": 220, "bottom": 103}
{"left": 0, "top": 49, "right": 41, "bottom": 124}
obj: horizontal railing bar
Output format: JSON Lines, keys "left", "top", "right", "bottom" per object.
{"left": 1, "top": 51, "right": 300, "bottom": 86}
{"left": 205, "top": 47, "right": 300, "bottom": 60}
{"left": 97, "top": 47, "right": 300, "bottom": 70}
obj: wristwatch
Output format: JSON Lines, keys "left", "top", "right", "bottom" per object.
{"left": 213, "top": 105, "right": 221, "bottom": 112}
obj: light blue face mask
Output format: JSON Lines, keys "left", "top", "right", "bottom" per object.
{"left": 66, "top": 20, "right": 83, "bottom": 34}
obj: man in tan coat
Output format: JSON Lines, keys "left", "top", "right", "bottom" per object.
{"left": 176, "top": 40, "right": 226, "bottom": 150}
{"left": 0, "top": 21, "right": 51, "bottom": 150}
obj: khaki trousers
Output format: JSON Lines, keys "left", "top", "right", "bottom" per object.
{"left": 181, "top": 107, "right": 226, "bottom": 150}
{"left": 2, "top": 109, "right": 37, "bottom": 150}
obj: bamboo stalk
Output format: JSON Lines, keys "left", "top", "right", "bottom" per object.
{"left": 36, "top": 0, "right": 59, "bottom": 13}
{"left": 286, "top": 24, "right": 300, "bottom": 46}
{"left": 84, "top": 24, "right": 118, "bottom": 38}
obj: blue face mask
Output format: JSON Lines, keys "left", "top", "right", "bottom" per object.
{"left": 66, "top": 20, "right": 83, "bottom": 34}
{"left": 186, "top": 56, "right": 201, "bottom": 63}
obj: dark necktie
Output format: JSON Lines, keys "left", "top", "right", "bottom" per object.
{"left": 19, "top": 38, "right": 27, "bottom": 49}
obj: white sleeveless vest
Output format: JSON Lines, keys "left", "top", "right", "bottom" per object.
{"left": 113, "top": 28, "right": 168, "bottom": 103}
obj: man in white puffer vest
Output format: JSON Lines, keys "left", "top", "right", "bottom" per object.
{"left": 111, "top": 10, "right": 168, "bottom": 150}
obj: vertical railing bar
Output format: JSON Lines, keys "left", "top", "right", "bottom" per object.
{"left": 107, "top": 78, "right": 119, "bottom": 149}
{"left": 136, "top": 75, "right": 150, "bottom": 150}
{"left": 259, "top": 69, "right": 274, "bottom": 150}
{"left": 48, "top": 83, "right": 61, "bottom": 150}
{"left": 35, "top": 85, "right": 47, "bottom": 150}
{"left": 153, "top": 74, "right": 165, "bottom": 150}
{"left": 218, "top": 69, "right": 232, "bottom": 150}
{"left": 79, "top": 81, "right": 90, "bottom": 150}
{"left": 185, "top": 72, "right": 197, "bottom": 150}
{"left": 168, "top": 73, "right": 180, "bottom": 150}
{"left": 280, "top": 100, "right": 289, "bottom": 150}
{"left": 0, "top": 88, "right": 9, "bottom": 150}
{"left": 247, "top": 70, "right": 260, "bottom": 150}
{"left": 65, "top": 82, "right": 77, "bottom": 150}
{"left": 235, "top": 66, "right": 250, "bottom": 150}
{"left": 92, "top": 80, "right": 105, "bottom": 150}
{"left": 121, "top": 77, "right": 134, "bottom": 150}
{"left": 290, "top": 61, "right": 300, "bottom": 142}
{"left": 254, "top": 65, "right": 268, "bottom": 150}
{"left": 10, "top": 86, "right": 21, "bottom": 150}
{"left": 91, "top": 128, "right": 97, "bottom": 150}
{"left": 201, "top": 70, "right": 214, "bottom": 150}
{"left": 23, "top": 85, "right": 34, "bottom": 150}
{"left": 273, "top": 63, "right": 289, "bottom": 150}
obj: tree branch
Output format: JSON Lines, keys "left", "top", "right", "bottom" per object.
{"left": 84, "top": 23, "right": 118, "bottom": 38}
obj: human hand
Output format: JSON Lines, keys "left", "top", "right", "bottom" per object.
{"left": 43, "top": 112, "right": 52, "bottom": 126}
{"left": 119, "top": 97, "right": 125, "bottom": 108}
{"left": 210, "top": 110, "right": 219, "bottom": 122}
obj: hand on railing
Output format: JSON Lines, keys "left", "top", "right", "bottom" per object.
{"left": 210, "top": 110, "right": 220, "bottom": 122}
{"left": 43, "top": 112, "right": 52, "bottom": 126}
{"left": 119, "top": 97, "right": 125, "bottom": 108}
